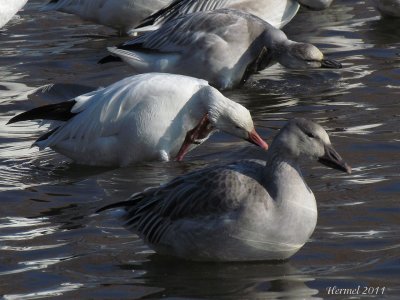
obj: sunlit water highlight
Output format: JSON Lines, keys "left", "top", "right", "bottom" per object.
{"left": 0, "top": 0, "right": 399, "bottom": 299}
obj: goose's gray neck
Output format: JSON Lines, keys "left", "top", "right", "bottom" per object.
{"left": 263, "top": 144, "right": 305, "bottom": 201}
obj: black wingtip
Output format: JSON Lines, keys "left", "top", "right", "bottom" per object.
{"left": 7, "top": 110, "right": 37, "bottom": 125}
{"left": 135, "top": 0, "right": 186, "bottom": 29}
{"left": 98, "top": 55, "right": 122, "bottom": 64}
{"left": 7, "top": 100, "right": 77, "bottom": 125}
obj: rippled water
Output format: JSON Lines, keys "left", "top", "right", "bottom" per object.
{"left": 0, "top": 0, "right": 399, "bottom": 299}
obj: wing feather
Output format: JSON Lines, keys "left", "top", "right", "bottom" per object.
{"left": 120, "top": 9, "right": 247, "bottom": 53}
{"left": 112, "top": 160, "right": 266, "bottom": 244}
{"left": 34, "top": 74, "right": 172, "bottom": 149}
{"left": 136, "top": 0, "right": 232, "bottom": 29}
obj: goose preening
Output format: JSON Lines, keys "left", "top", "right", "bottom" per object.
{"left": 0, "top": 0, "right": 28, "bottom": 29}
{"left": 97, "top": 118, "right": 351, "bottom": 261}
{"left": 99, "top": 9, "right": 342, "bottom": 90}
{"left": 7, "top": 73, "right": 268, "bottom": 167}
{"left": 42, "top": 0, "right": 172, "bottom": 35}
{"left": 134, "top": 0, "right": 334, "bottom": 33}
{"left": 374, "top": 0, "right": 400, "bottom": 17}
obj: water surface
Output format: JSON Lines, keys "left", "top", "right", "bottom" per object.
{"left": 0, "top": 1, "right": 399, "bottom": 299}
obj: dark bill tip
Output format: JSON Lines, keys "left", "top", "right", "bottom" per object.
{"left": 318, "top": 144, "right": 351, "bottom": 174}
{"left": 321, "top": 59, "right": 342, "bottom": 69}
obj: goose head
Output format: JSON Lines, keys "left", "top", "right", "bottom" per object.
{"left": 298, "top": 0, "right": 333, "bottom": 10}
{"left": 175, "top": 88, "right": 268, "bottom": 161}
{"left": 274, "top": 118, "right": 351, "bottom": 174}
{"left": 207, "top": 94, "right": 268, "bottom": 150}
{"left": 278, "top": 42, "right": 342, "bottom": 69}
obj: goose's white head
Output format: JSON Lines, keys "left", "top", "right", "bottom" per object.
{"left": 207, "top": 95, "right": 269, "bottom": 150}
{"left": 278, "top": 42, "right": 342, "bottom": 69}
{"left": 298, "top": 0, "right": 333, "bottom": 10}
{"left": 175, "top": 87, "right": 268, "bottom": 161}
{"left": 274, "top": 118, "right": 351, "bottom": 174}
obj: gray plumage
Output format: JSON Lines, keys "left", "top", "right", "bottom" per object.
{"left": 135, "top": 0, "right": 333, "bottom": 32}
{"left": 101, "top": 9, "right": 341, "bottom": 90}
{"left": 98, "top": 118, "right": 351, "bottom": 261}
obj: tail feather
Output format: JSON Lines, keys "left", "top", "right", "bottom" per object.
{"left": 7, "top": 100, "right": 77, "bottom": 124}
{"left": 96, "top": 197, "right": 142, "bottom": 214}
{"left": 127, "top": 25, "right": 161, "bottom": 36}
{"left": 105, "top": 47, "right": 150, "bottom": 70}
{"left": 96, "top": 189, "right": 153, "bottom": 213}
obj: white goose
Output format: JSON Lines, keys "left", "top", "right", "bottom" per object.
{"left": 374, "top": 0, "right": 400, "bottom": 17}
{"left": 98, "top": 118, "right": 351, "bottom": 262}
{"left": 134, "top": 0, "right": 334, "bottom": 33}
{"left": 42, "top": 0, "right": 172, "bottom": 35}
{"left": 100, "top": 9, "right": 342, "bottom": 90}
{"left": 0, "top": 0, "right": 28, "bottom": 29}
{"left": 7, "top": 73, "right": 268, "bottom": 167}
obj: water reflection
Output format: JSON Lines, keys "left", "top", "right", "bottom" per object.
{"left": 120, "top": 259, "right": 321, "bottom": 299}
{"left": 4, "top": 283, "right": 84, "bottom": 300}
{"left": 0, "top": 0, "right": 399, "bottom": 299}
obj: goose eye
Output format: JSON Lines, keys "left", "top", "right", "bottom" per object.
{"left": 306, "top": 132, "right": 315, "bottom": 138}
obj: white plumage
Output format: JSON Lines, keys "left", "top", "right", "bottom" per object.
{"left": 0, "top": 0, "right": 28, "bottom": 29}
{"left": 8, "top": 73, "right": 268, "bottom": 166}
{"left": 42, "top": 0, "right": 172, "bottom": 35}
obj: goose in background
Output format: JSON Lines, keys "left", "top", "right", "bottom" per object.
{"left": 134, "top": 0, "right": 334, "bottom": 33}
{"left": 42, "top": 0, "right": 172, "bottom": 35}
{"left": 97, "top": 118, "right": 351, "bottom": 262}
{"left": 7, "top": 73, "right": 268, "bottom": 167}
{"left": 0, "top": 0, "right": 28, "bottom": 29}
{"left": 374, "top": 0, "right": 400, "bottom": 17}
{"left": 99, "top": 9, "right": 342, "bottom": 90}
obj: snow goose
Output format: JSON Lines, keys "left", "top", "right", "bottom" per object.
{"left": 99, "top": 9, "right": 342, "bottom": 90}
{"left": 98, "top": 118, "right": 351, "bottom": 261}
{"left": 42, "top": 0, "right": 172, "bottom": 35}
{"left": 7, "top": 73, "right": 268, "bottom": 167}
{"left": 134, "top": 0, "right": 333, "bottom": 33}
{"left": 0, "top": 0, "right": 28, "bottom": 29}
{"left": 374, "top": 0, "right": 400, "bottom": 17}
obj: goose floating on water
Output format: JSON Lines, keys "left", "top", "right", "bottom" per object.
{"left": 134, "top": 0, "right": 334, "bottom": 33}
{"left": 98, "top": 118, "right": 351, "bottom": 262}
{"left": 42, "top": 0, "right": 172, "bottom": 35}
{"left": 7, "top": 73, "right": 268, "bottom": 167}
{"left": 0, "top": 0, "right": 28, "bottom": 29}
{"left": 100, "top": 9, "right": 342, "bottom": 90}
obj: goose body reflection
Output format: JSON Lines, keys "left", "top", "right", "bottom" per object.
{"left": 98, "top": 118, "right": 351, "bottom": 261}
{"left": 7, "top": 73, "right": 268, "bottom": 167}
{"left": 135, "top": 0, "right": 333, "bottom": 33}
{"left": 100, "top": 9, "right": 341, "bottom": 90}
{"left": 0, "top": 0, "right": 27, "bottom": 28}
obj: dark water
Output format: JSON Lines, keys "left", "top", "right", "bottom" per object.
{"left": 0, "top": 0, "right": 399, "bottom": 299}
